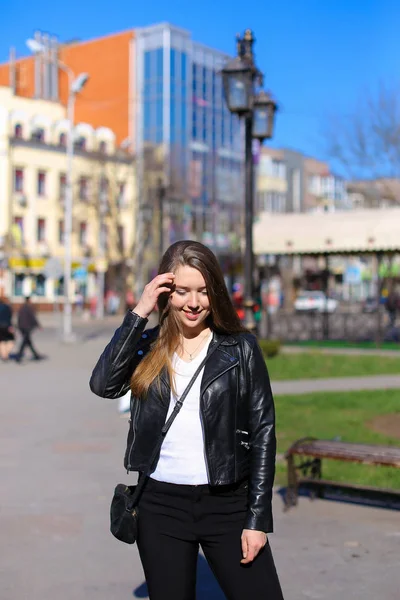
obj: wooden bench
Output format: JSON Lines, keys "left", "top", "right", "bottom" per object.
{"left": 284, "top": 437, "right": 400, "bottom": 510}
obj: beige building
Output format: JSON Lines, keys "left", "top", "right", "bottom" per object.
{"left": 256, "top": 147, "right": 287, "bottom": 214}
{"left": 0, "top": 86, "right": 136, "bottom": 308}
{"left": 256, "top": 147, "right": 348, "bottom": 215}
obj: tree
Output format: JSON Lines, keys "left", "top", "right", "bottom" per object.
{"left": 326, "top": 82, "right": 400, "bottom": 206}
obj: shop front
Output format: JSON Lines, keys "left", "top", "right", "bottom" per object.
{"left": 6, "top": 256, "right": 98, "bottom": 311}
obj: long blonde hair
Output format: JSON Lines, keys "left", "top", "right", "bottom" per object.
{"left": 130, "top": 241, "right": 246, "bottom": 397}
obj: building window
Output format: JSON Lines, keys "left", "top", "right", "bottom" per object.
{"left": 32, "top": 128, "right": 45, "bottom": 143}
{"left": 170, "top": 48, "right": 176, "bottom": 79}
{"left": 99, "top": 177, "right": 109, "bottom": 213}
{"left": 37, "top": 218, "right": 46, "bottom": 242}
{"left": 181, "top": 52, "right": 187, "bottom": 82}
{"left": 37, "top": 171, "right": 46, "bottom": 197}
{"left": 59, "top": 132, "right": 66, "bottom": 147}
{"left": 100, "top": 223, "right": 108, "bottom": 250}
{"left": 14, "top": 123, "right": 23, "bottom": 138}
{"left": 156, "top": 48, "right": 163, "bottom": 78}
{"left": 259, "top": 191, "right": 287, "bottom": 214}
{"left": 34, "top": 274, "right": 46, "bottom": 297}
{"left": 79, "top": 176, "right": 89, "bottom": 201}
{"left": 117, "top": 182, "right": 126, "bottom": 207}
{"left": 59, "top": 174, "right": 66, "bottom": 202}
{"left": 79, "top": 222, "right": 88, "bottom": 246}
{"left": 270, "top": 159, "right": 285, "bottom": 178}
{"left": 99, "top": 140, "right": 106, "bottom": 153}
{"left": 14, "top": 168, "right": 24, "bottom": 192}
{"left": 144, "top": 50, "right": 151, "bottom": 81}
{"left": 14, "top": 274, "right": 25, "bottom": 297}
{"left": 58, "top": 220, "right": 65, "bottom": 244}
{"left": 75, "top": 137, "right": 86, "bottom": 151}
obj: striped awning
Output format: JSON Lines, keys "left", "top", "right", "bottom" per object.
{"left": 253, "top": 208, "right": 400, "bottom": 255}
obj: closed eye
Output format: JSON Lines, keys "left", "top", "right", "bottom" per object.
{"left": 175, "top": 289, "right": 208, "bottom": 295}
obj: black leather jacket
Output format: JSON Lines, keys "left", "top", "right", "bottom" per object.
{"left": 90, "top": 311, "right": 277, "bottom": 533}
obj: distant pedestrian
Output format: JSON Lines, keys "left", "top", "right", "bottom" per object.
{"left": 106, "top": 290, "right": 120, "bottom": 315}
{"left": 385, "top": 288, "right": 399, "bottom": 328}
{"left": 89, "top": 296, "right": 97, "bottom": 318}
{"left": 90, "top": 241, "right": 283, "bottom": 600}
{"left": 75, "top": 292, "right": 84, "bottom": 315}
{"left": 0, "top": 296, "right": 15, "bottom": 361}
{"left": 15, "top": 297, "right": 43, "bottom": 362}
{"left": 125, "top": 289, "right": 135, "bottom": 311}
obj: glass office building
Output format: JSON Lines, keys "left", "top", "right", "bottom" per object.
{"left": 134, "top": 23, "right": 244, "bottom": 272}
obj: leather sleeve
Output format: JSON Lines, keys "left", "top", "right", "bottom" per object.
{"left": 89, "top": 311, "right": 148, "bottom": 398}
{"left": 244, "top": 338, "right": 276, "bottom": 533}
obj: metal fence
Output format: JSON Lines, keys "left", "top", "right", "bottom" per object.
{"left": 259, "top": 310, "right": 389, "bottom": 342}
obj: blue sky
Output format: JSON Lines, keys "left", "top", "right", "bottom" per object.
{"left": 1, "top": 0, "right": 399, "bottom": 167}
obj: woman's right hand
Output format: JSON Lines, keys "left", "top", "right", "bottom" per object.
{"left": 133, "top": 273, "right": 175, "bottom": 319}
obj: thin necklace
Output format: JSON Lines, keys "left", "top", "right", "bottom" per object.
{"left": 181, "top": 330, "right": 211, "bottom": 361}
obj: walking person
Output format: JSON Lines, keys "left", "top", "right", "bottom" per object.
{"left": 0, "top": 296, "right": 15, "bottom": 362}
{"left": 90, "top": 241, "right": 284, "bottom": 600}
{"left": 385, "top": 288, "right": 399, "bottom": 329}
{"left": 15, "top": 297, "right": 43, "bottom": 362}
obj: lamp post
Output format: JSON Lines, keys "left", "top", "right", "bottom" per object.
{"left": 26, "top": 39, "right": 89, "bottom": 341}
{"left": 222, "top": 30, "right": 277, "bottom": 332}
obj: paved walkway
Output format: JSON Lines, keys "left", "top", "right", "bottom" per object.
{"left": 283, "top": 345, "right": 400, "bottom": 357}
{"left": 272, "top": 374, "right": 400, "bottom": 396}
{"left": 1, "top": 329, "right": 399, "bottom": 599}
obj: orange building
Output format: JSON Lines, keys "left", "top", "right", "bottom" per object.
{"left": 1, "top": 24, "right": 245, "bottom": 293}
{"left": 0, "top": 30, "right": 135, "bottom": 148}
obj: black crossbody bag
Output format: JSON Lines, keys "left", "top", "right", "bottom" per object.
{"left": 110, "top": 336, "right": 225, "bottom": 544}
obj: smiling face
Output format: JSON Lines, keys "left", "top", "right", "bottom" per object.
{"left": 169, "top": 265, "right": 211, "bottom": 333}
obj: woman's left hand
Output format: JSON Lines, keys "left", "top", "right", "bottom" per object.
{"left": 241, "top": 529, "right": 267, "bottom": 564}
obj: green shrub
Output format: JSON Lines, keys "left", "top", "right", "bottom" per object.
{"left": 258, "top": 339, "right": 281, "bottom": 358}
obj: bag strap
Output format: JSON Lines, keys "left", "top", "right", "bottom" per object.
{"left": 129, "top": 334, "right": 226, "bottom": 506}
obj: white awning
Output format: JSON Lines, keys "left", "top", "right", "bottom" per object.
{"left": 253, "top": 208, "right": 400, "bottom": 255}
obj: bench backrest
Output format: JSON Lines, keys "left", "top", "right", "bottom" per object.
{"left": 286, "top": 438, "right": 400, "bottom": 468}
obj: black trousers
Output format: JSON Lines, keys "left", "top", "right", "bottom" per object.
{"left": 17, "top": 330, "right": 39, "bottom": 359}
{"left": 137, "top": 478, "right": 284, "bottom": 600}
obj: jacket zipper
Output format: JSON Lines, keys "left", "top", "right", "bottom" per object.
{"left": 126, "top": 397, "right": 141, "bottom": 473}
{"left": 199, "top": 409, "right": 211, "bottom": 482}
{"left": 200, "top": 361, "right": 239, "bottom": 483}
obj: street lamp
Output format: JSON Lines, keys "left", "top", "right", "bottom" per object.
{"left": 26, "top": 39, "right": 89, "bottom": 341}
{"left": 253, "top": 90, "right": 277, "bottom": 141}
{"left": 222, "top": 30, "right": 277, "bottom": 332}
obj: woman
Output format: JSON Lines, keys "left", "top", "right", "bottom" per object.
{"left": 90, "top": 241, "right": 283, "bottom": 600}
{"left": 0, "top": 296, "right": 15, "bottom": 361}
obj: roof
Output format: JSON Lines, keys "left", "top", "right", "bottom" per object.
{"left": 253, "top": 208, "right": 400, "bottom": 255}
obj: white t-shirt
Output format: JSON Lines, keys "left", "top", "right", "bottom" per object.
{"left": 151, "top": 334, "right": 212, "bottom": 485}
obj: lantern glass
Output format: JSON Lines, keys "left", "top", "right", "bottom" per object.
{"left": 253, "top": 106, "right": 269, "bottom": 140}
{"left": 227, "top": 72, "right": 251, "bottom": 113}
{"left": 222, "top": 55, "right": 253, "bottom": 115}
{"left": 252, "top": 95, "right": 277, "bottom": 140}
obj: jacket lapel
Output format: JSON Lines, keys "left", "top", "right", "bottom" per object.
{"left": 200, "top": 334, "right": 239, "bottom": 395}
{"left": 157, "top": 366, "right": 171, "bottom": 405}
{"left": 149, "top": 330, "right": 238, "bottom": 402}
